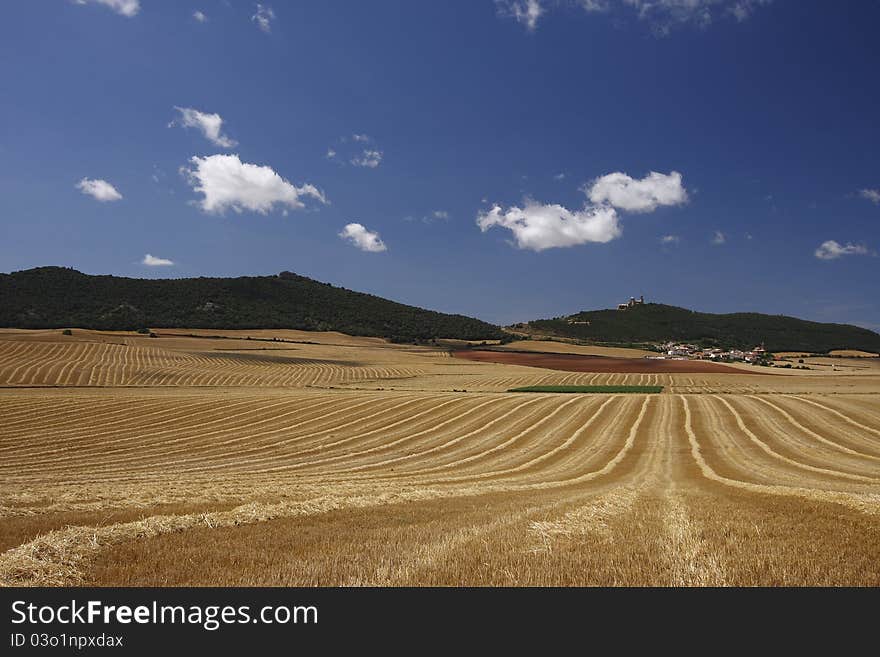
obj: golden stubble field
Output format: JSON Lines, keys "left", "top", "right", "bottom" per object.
{"left": 1, "top": 328, "right": 879, "bottom": 586}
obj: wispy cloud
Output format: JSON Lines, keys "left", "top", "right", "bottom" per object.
{"left": 405, "top": 210, "right": 450, "bottom": 224}
{"left": 339, "top": 223, "right": 387, "bottom": 252}
{"left": 859, "top": 188, "right": 880, "bottom": 205}
{"left": 351, "top": 149, "right": 383, "bottom": 169}
{"left": 252, "top": 4, "right": 275, "bottom": 33}
{"left": 499, "top": 0, "right": 771, "bottom": 33}
{"left": 328, "top": 134, "right": 384, "bottom": 169}
{"left": 496, "top": 0, "right": 545, "bottom": 31}
{"left": 73, "top": 0, "right": 140, "bottom": 18}
{"left": 711, "top": 230, "right": 726, "bottom": 245}
{"left": 814, "top": 240, "right": 869, "bottom": 260}
{"left": 660, "top": 234, "right": 680, "bottom": 245}
{"left": 76, "top": 177, "right": 123, "bottom": 202}
{"left": 193, "top": 10, "right": 207, "bottom": 23}
{"left": 170, "top": 107, "right": 237, "bottom": 148}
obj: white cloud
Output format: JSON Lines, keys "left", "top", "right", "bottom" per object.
{"left": 351, "top": 149, "right": 383, "bottom": 169}
{"left": 501, "top": 0, "right": 770, "bottom": 32}
{"left": 339, "top": 223, "right": 387, "bottom": 252}
{"left": 193, "top": 10, "right": 207, "bottom": 23}
{"left": 76, "top": 177, "right": 123, "bottom": 202}
{"left": 252, "top": 4, "right": 275, "bottom": 33}
{"left": 171, "top": 107, "right": 237, "bottom": 148}
{"left": 859, "top": 189, "right": 880, "bottom": 205}
{"left": 587, "top": 170, "right": 688, "bottom": 212}
{"left": 622, "top": 0, "right": 772, "bottom": 29}
{"left": 477, "top": 201, "right": 621, "bottom": 251}
{"left": 142, "top": 254, "right": 174, "bottom": 267}
{"left": 660, "top": 234, "right": 680, "bottom": 244}
{"left": 74, "top": 0, "right": 140, "bottom": 17}
{"left": 553, "top": 172, "right": 566, "bottom": 180}
{"left": 497, "top": 0, "right": 545, "bottom": 31}
{"left": 182, "top": 154, "right": 326, "bottom": 215}
{"left": 711, "top": 230, "right": 726, "bottom": 245}
{"left": 329, "top": 135, "right": 383, "bottom": 168}
{"left": 479, "top": 169, "right": 687, "bottom": 251}
{"left": 814, "top": 240, "right": 869, "bottom": 261}
{"left": 433, "top": 210, "right": 449, "bottom": 220}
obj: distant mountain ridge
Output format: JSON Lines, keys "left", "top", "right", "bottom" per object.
{"left": 525, "top": 303, "right": 880, "bottom": 353}
{"left": 0, "top": 267, "right": 506, "bottom": 342}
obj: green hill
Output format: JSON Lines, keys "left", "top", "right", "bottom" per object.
{"left": 526, "top": 303, "right": 880, "bottom": 353}
{"left": 0, "top": 267, "right": 505, "bottom": 343}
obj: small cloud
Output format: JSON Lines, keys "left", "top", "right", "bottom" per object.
{"left": 586, "top": 171, "right": 688, "bottom": 213}
{"left": 193, "top": 10, "right": 207, "bottom": 22}
{"left": 182, "top": 154, "right": 326, "bottom": 215}
{"left": 329, "top": 135, "right": 383, "bottom": 168}
{"left": 814, "top": 240, "right": 869, "bottom": 261}
{"left": 73, "top": 0, "right": 140, "bottom": 18}
{"left": 252, "top": 3, "right": 275, "bottom": 33}
{"left": 339, "top": 223, "right": 387, "bottom": 252}
{"left": 553, "top": 172, "right": 566, "bottom": 181}
{"left": 711, "top": 230, "right": 726, "bottom": 245}
{"left": 745, "top": 232, "right": 753, "bottom": 240}
{"left": 351, "top": 149, "right": 383, "bottom": 169}
{"left": 499, "top": 0, "right": 771, "bottom": 34}
{"left": 660, "top": 234, "right": 680, "bottom": 245}
{"left": 171, "top": 107, "right": 237, "bottom": 148}
{"left": 406, "top": 210, "right": 450, "bottom": 224}
{"left": 142, "top": 254, "right": 174, "bottom": 267}
{"left": 859, "top": 188, "right": 880, "bottom": 205}
{"left": 76, "top": 177, "right": 123, "bottom": 202}
{"left": 497, "top": 0, "right": 544, "bottom": 31}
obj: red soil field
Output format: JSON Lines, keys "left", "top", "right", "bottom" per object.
{"left": 452, "top": 349, "right": 757, "bottom": 374}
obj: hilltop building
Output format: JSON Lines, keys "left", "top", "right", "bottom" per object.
{"left": 617, "top": 295, "right": 645, "bottom": 310}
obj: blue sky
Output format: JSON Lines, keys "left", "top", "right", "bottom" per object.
{"left": 1, "top": 1, "right": 878, "bottom": 329}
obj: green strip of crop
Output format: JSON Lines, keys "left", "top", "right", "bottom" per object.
{"left": 507, "top": 385, "right": 663, "bottom": 394}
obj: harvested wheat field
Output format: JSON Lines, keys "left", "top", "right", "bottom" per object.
{"left": 1, "top": 329, "right": 880, "bottom": 586}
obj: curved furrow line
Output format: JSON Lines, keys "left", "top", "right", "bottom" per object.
{"left": 403, "top": 396, "right": 622, "bottom": 484}
{"left": 0, "top": 395, "right": 311, "bottom": 462}
{"left": 200, "top": 397, "right": 522, "bottom": 476}
{"left": 692, "top": 396, "right": 827, "bottom": 489}
{"left": 153, "top": 395, "right": 451, "bottom": 472}
{"left": 6, "top": 395, "right": 387, "bottom": 473}
{"left": 331, "top": 396, "right": 586, "bottom": 476}
{"left": 783, "top": 395, "right": 880, "bottom": 439}
{"left": 748, "top": 395, "right": 880, "bottom": 461}
{"left": 712, "top": 396, "right": 879, "bottom": 483}
{"left": 728, "top": 396, "right": 880, "bottom": 478}
{"left": 210, "top": 395, "right": 471, "bottom": 465}
{"left": 333, "top": 395, "right": 651, "bottom": 492}
{"left": 249, "top": 397, "right": 541, "bottom": 476}
{"left": 680, "top": 395, "right": 880, "bottom": 516}
{"left": 363, "top": 396, "right": 586, "bottom": 476}
{"left": 0, "top": 397, "right": 239, "bottom": 453}
{"left": 2, "top": 395, "right": 346, "bottom": 472}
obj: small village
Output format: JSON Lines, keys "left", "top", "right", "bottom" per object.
{"left": 649, "top": 342, "right": 770, "bottom": 364}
